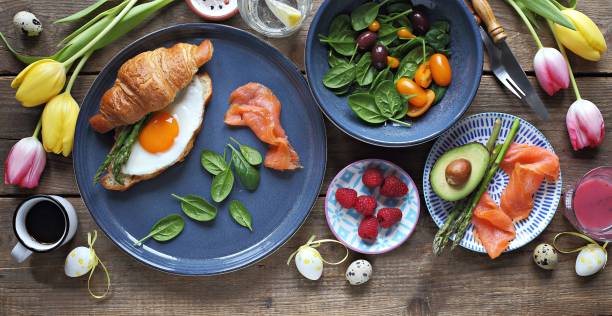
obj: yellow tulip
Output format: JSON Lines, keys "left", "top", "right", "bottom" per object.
{"left": 11, "top": 59, "right": 66, "bottom": 107}
{"left": 41, "top": 92, "right": 79, "bottom": 157}
{"left": 553, "top": 9, "right": 607, "bottom": 61}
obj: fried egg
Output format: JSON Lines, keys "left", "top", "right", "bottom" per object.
{"left": 121, "top": 74, "right": 211, "bottom": 176}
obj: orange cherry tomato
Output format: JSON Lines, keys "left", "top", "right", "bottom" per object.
{"left": 415, "top": 62, "right": 432, "bottom": 88}
{"left": 397, "top": 27, "right": 416, "bottom": 39}
{"left": 368, "top": 20, "right": 381, "bottom": 32}
{"left": 396, "top": 77, "right": 428, "bottom": 107}
{"left": 386, "top": 56, "right": 400, "bottom": 69}
{"left": 407, "top": 89, "right": 436, "bottom": 117}
{"left": 430, "top": 53, "right": 452, "bottom": 87}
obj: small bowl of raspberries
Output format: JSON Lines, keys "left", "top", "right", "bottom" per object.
{"left": 325, "top": 159, "right": 420, "bottom": 254}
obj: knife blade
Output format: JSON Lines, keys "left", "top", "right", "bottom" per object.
{"left": 471, "top": 0, "right": 550, "bottom": 120}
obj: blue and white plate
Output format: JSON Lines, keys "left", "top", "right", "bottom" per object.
{"left": 423, "top": 112, "right": 563, "bottom": 254}
{"left": 325, "top": 159, "right": 420, "bottom": 254}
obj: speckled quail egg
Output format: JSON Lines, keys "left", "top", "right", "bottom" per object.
{"left": 13, "top": 11, "right": 42, "bottom": 37}
{"left": 345, "top": 259, "right": 372, "bottom": 285}
{"left": 533, "top": 243, "right": 559, "bottom": 270}
{"left": 65, "top": 246, "right": 96, "bottom": 277}
{"left": 295, "top": 246, "right": 323, "bottom": 280}
{"left": 575, "top": 244, "right": 607, "bottom": 277}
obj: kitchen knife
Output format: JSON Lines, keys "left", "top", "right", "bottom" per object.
{"left": 471, "top": 0, "right": 550, "bottom": 120}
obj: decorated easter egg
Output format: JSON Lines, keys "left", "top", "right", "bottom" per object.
{"left": 345, "top": 259, "right": 372, "bottom": 285}
{"left": 65, "top": 246, "right": 96, "bottom": 277}
{"left": 533, "top": 243, "right": 558, "bottom": 270}
{"left": 575, "top": 244, "right": 607, "bottom": 277}
{"left": 13, "top": 11, "right": 42, "bottom": 37}
{"left": 295, "top": 246, "right": 323, "bottom": 280}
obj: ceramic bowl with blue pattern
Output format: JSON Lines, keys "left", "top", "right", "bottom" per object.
{"left": 325, "top": 159, "right": 420, "bottom": 254}
{"left": 423, "top": 112, "right": 563, "bottom": 254}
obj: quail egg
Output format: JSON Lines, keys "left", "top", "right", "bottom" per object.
{"left": 13, "top": 11, "right": 43, "bottom": 37}
{"left": 65, "top": 246, "right": 96, "bottom": 277}
{"left": 345, "top": 259, "right": 372, "bottom": 285}
{"left": 295, "top": 246, "right": 323, "bottom": 280}
{"left": 533, "top": 243, "right": 558, "bottom": 270}
{"left": 575, "top": 244, "right": 607, "bottom": 277}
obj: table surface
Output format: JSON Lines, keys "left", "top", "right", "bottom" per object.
{"left": 1, "top": 1, "right": 611, "bottom": 315}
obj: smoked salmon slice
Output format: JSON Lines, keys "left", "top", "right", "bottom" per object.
{"left": 472, "top": 192, "right": 516, "bottom": 259}
{"left": 499, "top": 143, "right": 560, "bottom": 221}
{"left": 225, "top": 83, "right": 301, "bottom": 171}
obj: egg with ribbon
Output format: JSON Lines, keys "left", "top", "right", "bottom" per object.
{"left": 65, "top": 246, "right": 96, "bottom": 277}
{"left": 575, "top": 244, "right": 607, "bottom": 277}
{"left": 294, "top": 246, "right": 323, "bottom": 280}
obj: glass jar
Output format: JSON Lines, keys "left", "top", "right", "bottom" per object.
{"left": 564, "top": 166, "right": 612, "bottom": 241}
{"left": 238, "top": 0, "right": 313, "bottom": 38}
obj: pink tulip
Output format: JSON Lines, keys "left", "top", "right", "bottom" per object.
{"left": 4, "top": 137, "right": 46, "bottom": 189}
{"left": 566, "top": 99, "right": 605, "bottom": 151}
{"left": 534, "top": 47, "right": 570, "bottom": 96}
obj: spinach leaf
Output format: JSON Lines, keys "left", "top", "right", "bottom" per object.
{"left": 228, "top": 144, "right": 260, "bottom": 191}
{"left": 211, "top": 165, "right": 234, "bottom": 203}
{"left": 351, "top": 0, "right": 390, "bottom": 31}
{"left": 229, "top": 200, "right": 253, "bottom": 231}
{"left": 371, "top": 67, "right": 393, "bottom": 92}
{"left": 319, "top": 30, "right": 357, "bottom": 56}
{"left": 385, "top": 1, "right": 411, "bottom": 14}
{"left": 323, "top": 62, "right": 356, "bottom": 89}
{"left": 134, "top": 214, "right": 184, "bottom": 246}
{"left": 377, "top": 23, "right": 398, "bottom": 46}
{"left": 348, "top": 93, "right": 387, "bottom": 124}
{"left": 425, "top": 21, "right": 450, "bottom": 52}
{"left": 355, "top": 53, "right": 376, "bottom": 87}
{"left": 230, "top": 137, "right": 262, "bottom": 166}
{"left": 329, "top": 14, "right": 351, "bottom": 34}
{"left": 374, "top": 80, "right": 402, "bottom": 118}
{"left": 171, "top": 194, "right": 217, "bottom": 222}
{"left": 331, "top": 84, "right": 352, "bottom": 96}
{"left": 200, "top": 150, "right": 228, "bottom": 176}
{"left": 328, "top": 52, "right": 348, "bottom": 67}
{"left": 431, "top": 83, "right": 447, "bottom": 104}
{"left": 395, "top": 45, "right": 433, "bottom": 83}
{"left": 390, "top": 38, "right": 420, "bottom": 57}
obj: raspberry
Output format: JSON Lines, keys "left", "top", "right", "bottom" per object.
{"left": 379, "top": 175, "right": 408, "bottom": 198}
{"left": 362, "top": 168, "right": 384, "bottom": 188}
{"left": 377, "top": 208, "right": 403, "bottom": 228}
{"left": 358, "top": 217, "right": 378, "bottom": 241}
{"left": 335, "top": 188, "right": 357, "bottom": 208}
{"left": 354, "top": 195, "right": 377, "bottom": 216}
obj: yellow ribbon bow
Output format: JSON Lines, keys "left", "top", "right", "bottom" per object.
{"left": 86, "top": 231, "right": 111, "bottom": 299}
{"left": 553, "top": 231, "right": 608, "bottom": 254}
{"left": 287, "top": 235, "right": 349, "bottom": 266}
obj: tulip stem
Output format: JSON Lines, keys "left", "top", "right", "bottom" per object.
{"left": 506, "top": 0, "right": 544, "bottom": 49}
{"left": 63, "top": 0, "right": 137, "bottom": 66}
{"left": 32, "top": 118, "right": 42, "bottom": 139}
{"left": 547, "top": 19, "right": 582, "bottom": 100}
{"left": 66, "top": 50, "right": 93, "bottom": 94}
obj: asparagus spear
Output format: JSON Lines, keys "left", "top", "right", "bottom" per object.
{"left": 111, "top": 114, "right": 151, "bottom": 183}
{"left": 93, "top": 126, "right": 131, "bottom": 184}
{"left": 450, "top": 118, "right": 520, "bottom": 249}
{"left": 486, "top": 119, "right": 502, "bottom": 153}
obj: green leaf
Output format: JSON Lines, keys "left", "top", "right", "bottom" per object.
{"left": 517, "top": 0, "right": 575, "bottom": 30}
{"left": 373, "top": 80, "right": 402, "bottom": 118}
{"left": 431, "top": 84, "right": 447, "bottom": 104}
{"left": 60, "top": 0, "right": 129, "bottom": 46}
{"left": 323, "top": 63, "right": 356, "bottom": 89}
{"left": 0, "top": 32, "right": 65, "bottom": 64}
{"left": 371, "top": 67, "right": 393, "bottom": 92}
{"left": 211, "top": 167, "right": 234, "bottom": 203}
{"left": 425, "top": 21, "right": 450, "bottom": 52}
{"left": 319, "top": 30, "right": 357, "bottom": 56}
{"left": 389, "top": 38, "right": 420, "bottom": 58}
{"left": 229, "top": 200, "right": 253, "bottom": 231}
{"left": 171, "top": 194, "right": 217, "bottom": 222}
{"left": 329, "top": 14, "right": 352, "bottom": 34}
{"left": 347, "top": 93, "right": 387, "bottom": 124}
{"left": 377, "top": 23, "right": 398, "bottom": 46}
{"left": 328, "top": 51, "right": 348, "bottom": 67}
{"left": 134, "top": 214, "right": 184, "bottom": 246}
{"left": 230, "top": 137, "right": 263, "bottom": 166}
{"left": 55, "top": 0, "right": 111, "bottom": 23}
{"left": 355, "top": 53, "right": 377, "bottom": 86}
{"left": 351, "top": 2, "right": 383, "bottom": 31}
{"left": 229, "top": 144, "right": 260, "bottom": 191}
{"left": 201, "top": 150, "right": 228, "bottom": 175}
{"left": 395, "top": 45, "right": 433, "bottom": 83}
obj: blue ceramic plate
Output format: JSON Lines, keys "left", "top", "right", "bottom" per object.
{"left": 325, "top": 159, "right": 420, "bottom": 254}
{"left": 305, "top": 0, "right": 483, "bottom": 147}
{"left": 423, "top": 112, "right": 562, "bottom": 254}
{"left": 73, "top": 24, "right": 327, "bottom": 275}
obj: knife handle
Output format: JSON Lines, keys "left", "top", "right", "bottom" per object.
{"left": 463, "top": 0, "right": 481, "bottom": 25}
{"left": 472, "top": 0, "right": 507, "bottom": 43}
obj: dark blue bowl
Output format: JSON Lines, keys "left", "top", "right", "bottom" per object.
{"left": 305, "top": 0, "right": 483, "bottom": 147}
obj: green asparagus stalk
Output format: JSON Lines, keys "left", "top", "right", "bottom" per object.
{"left": 93, "top": 126, "right": 130, "bottom": 184}
{"left": 486, "top": 119, "right": 502, "bottom": 153}
{"left": 450, "top": 118, "right": 520, "bottom": 249}
{"left": 111, "top": 114, "right": 151, "bottom": 183}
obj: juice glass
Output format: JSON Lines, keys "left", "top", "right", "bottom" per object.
{"left": 564, "top": 166, "right": 612, "bottom": 241}
{"left": 238, "top": 0, "right": 312, "bottom": 38}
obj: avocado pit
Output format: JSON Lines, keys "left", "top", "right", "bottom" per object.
{"left": 445, "top": 158, "right": 472, "bottom": 187}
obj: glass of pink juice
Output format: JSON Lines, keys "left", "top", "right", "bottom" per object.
{"left": 565, "top": 166, "right": 612, "bottom": 241}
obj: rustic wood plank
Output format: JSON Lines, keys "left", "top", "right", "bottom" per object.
{"left": 1, "top": 195, "right": 610, "bottom": 315}
{"left": 0, "top": 0, "right": 611, "bottom": 74}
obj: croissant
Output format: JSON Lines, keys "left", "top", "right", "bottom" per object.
{"left": 89, "top": 40, "right": 214, "bottom": 133}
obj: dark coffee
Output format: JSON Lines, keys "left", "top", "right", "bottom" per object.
{"left": 25, "top": 200, "right": 66, "bottom": 244}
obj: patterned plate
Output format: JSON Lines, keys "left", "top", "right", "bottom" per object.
{"left": 325, "top": 160, "right": 420, "bottom": 254}
{"left": 423, "top": 112, "right": 563, "bottom": 254}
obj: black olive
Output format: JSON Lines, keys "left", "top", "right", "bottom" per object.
{"left": 371, "top": 44, "right": 388, "bottom": 70}
{"left": 409, "top": 7, "right": 430, "bottom": 35}
{"left": 356, "top": 31, "right": 378, "bottom": 51}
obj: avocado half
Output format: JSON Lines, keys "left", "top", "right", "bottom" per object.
{"left": 430, "top": 143, "right": 489, "bottom": 202}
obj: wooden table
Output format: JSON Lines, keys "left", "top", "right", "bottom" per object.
{"left": 1, "top": 1, "right": 611, "bottom": 315}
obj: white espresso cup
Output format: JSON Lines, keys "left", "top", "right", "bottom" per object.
{"left": 11, "top": 195, "right": 78, "bottom": 263}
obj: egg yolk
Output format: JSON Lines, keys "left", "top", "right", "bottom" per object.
{"left": 138, "top": 112, "right": 179, "bottom": 153}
